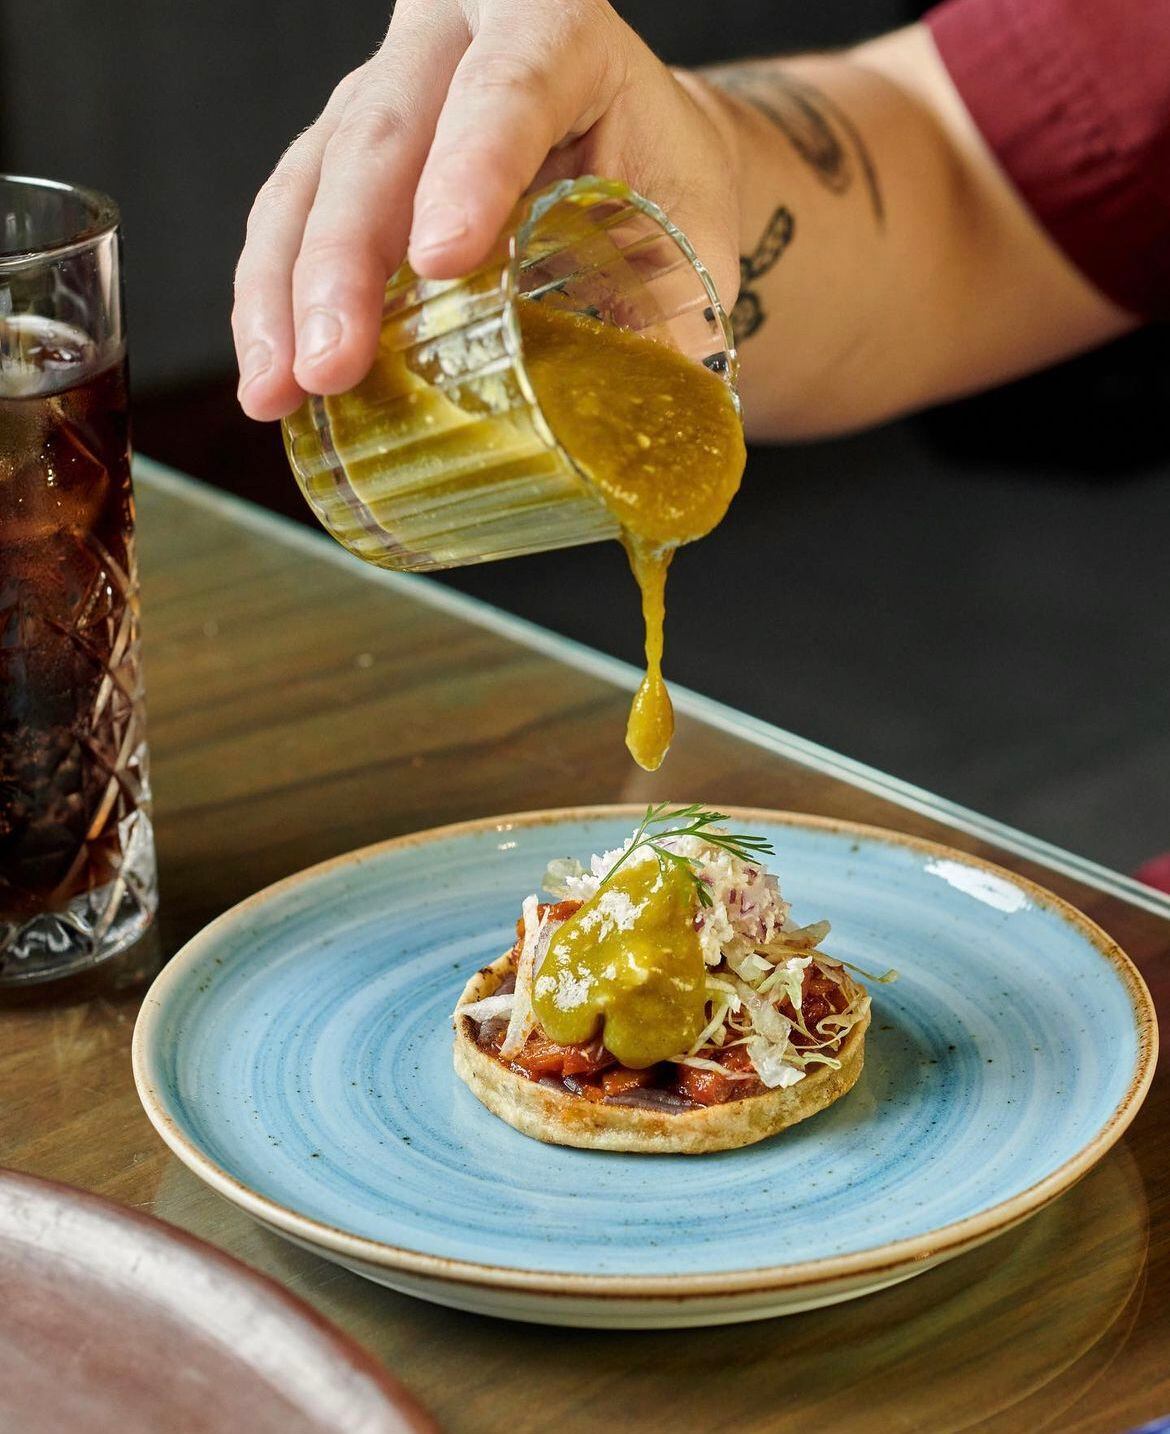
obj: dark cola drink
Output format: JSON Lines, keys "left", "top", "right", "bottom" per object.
{"left": 0, "top": 314, "right": 156, "bottom": 980}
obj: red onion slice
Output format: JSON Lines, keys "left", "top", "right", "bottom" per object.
{"left": 602, "top": 1086, "right": 698, "bottom": 1113}
{"left": 474, "top": 1016, "right": 508, "bottom": 1045}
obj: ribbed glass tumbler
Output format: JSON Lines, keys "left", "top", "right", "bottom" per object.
{"left": 282, "top": 176, "right": 738, "bottom": 573}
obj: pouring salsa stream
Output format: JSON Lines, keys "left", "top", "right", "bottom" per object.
{"left": 282, "top": 180, "right": 746, "bottom": 770}
{"left": 515, "top": 301, "right": 745, "bottom": 769}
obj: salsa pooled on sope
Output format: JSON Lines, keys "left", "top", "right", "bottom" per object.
{"left": 452, "top": 806, "right": 888, "bottom": 1154}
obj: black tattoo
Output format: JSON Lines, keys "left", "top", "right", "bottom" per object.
{"left": 711, "top": 67, "right": 884, "bottom": 226}
{"left": 732, "top": 206, "right": 794, "bottom": 345}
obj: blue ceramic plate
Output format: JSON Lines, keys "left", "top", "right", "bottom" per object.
{"left": 133, "top": 808, "right": 1156, "bottom": 1327}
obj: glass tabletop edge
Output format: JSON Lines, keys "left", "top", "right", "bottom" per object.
{"left": 133, "top": 455, "right": 1170, "bottom": 925}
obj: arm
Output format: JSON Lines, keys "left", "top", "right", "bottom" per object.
{"left": 231, "top": 3, "right": 1134, "bottom": 440}
{"left": 694, "top": 27, "right": 1134, "bottom": 438}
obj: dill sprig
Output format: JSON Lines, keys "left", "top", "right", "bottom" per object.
{"left": 601, "top": 803, "right": 774, "bottom": 908}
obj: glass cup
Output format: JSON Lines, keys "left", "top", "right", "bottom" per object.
{"left": 282, "top": 176, "right": 738, "bottom": 572}
{"left": 0, "top": 175, "right": 157, "bottom": 985}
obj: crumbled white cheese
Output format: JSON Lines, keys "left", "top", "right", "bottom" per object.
{"left": 545, "top": 833, "right": 791, "bottom": 969}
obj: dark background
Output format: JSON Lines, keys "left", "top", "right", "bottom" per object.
{"left": 3, "top": 0, "right": 1167, "bottom": 871}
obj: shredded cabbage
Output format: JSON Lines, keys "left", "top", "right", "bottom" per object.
{"left": 542, "top": 856, "right": 588, "bottom": 899}
{"left": 528, "top": 824, "right": 890, "bottom": 1088}
{"left": 745, "top": 1036, "right": 806, "bottom": 1088}
{"left": 676, "top": 1054, "right": 756, "bottom": 1079}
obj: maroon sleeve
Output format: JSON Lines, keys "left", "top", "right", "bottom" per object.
{"left": 925, "top": 0, "right": 1170, "bottom": 318}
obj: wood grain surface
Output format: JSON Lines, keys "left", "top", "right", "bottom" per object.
{"left": 2, "top": 463, "right": 1168, "bottom": 1433}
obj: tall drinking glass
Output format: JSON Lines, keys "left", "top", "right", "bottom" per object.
{"left": 0, "top": 175, "right": 157, "bottom": 984}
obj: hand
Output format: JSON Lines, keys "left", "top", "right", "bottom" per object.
{"left": 232, "top": 0, "right": 740, "bottom": 421}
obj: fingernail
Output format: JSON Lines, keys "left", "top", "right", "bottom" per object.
{"left": 237, "top": 339, "right": 272, "bottom": 395}
{"left": 297, "top": 308, "right": 342, "bottom": 367}
{"left": 411, "top": 202, "right": 469, "bottom": 254}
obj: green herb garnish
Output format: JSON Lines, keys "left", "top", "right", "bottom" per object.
{"left": 601, "top": 803, "right": 775, "bottom": 908}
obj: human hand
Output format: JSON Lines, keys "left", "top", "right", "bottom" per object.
{"left": 232, "top": 0, "right": 740, "bottom": 421}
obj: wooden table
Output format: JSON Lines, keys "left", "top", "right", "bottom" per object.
{"left": 4, "top": 458, "right": 1168, "bottom": 1432}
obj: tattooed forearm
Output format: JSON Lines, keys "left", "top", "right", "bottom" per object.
{"left": 732, "top": 206, "right": 794, "bottom": 345}
{"left": 709, "top": 65, "right": 884, "bottom": 225}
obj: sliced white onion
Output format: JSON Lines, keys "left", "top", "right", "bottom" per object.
{"left": 499, "top": 895, "right": 546, "bottom": 1059}
{"left": 456, "top": 993, "right": 516, "bottom": 1024}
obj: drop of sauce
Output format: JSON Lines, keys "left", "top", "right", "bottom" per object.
{"left": 517, "top": 302, "right": 745, "bottom": 770}
{"left": 532, "top": 861, "right": 707, "bottom": 1067}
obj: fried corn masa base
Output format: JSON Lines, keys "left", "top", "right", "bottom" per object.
{"left": 452, "top": 953, "right": 871, "bottom": 1155}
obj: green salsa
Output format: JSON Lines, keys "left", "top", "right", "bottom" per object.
{"left": 532, "top": 861, "right": 708, "bottom": 1067}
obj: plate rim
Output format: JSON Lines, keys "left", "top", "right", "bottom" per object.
{"left": 132, "top": 804, "right": 1158, "bottom": 1302}
{"left": 0, "top": 1166, "right": 437, "bottom": 1429}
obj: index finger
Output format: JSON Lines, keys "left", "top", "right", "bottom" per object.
{"left": 233, "top": 76, "right": 359, "bottom": 421}
{"left": 407, "top": 1, "right": 625, "bottom": 278}
{"left": 290, "top": 4, "right": 468, "bottom": 396}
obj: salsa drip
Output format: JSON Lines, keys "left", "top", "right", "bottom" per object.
{"left": 469, "top": 901, "right": 854, "bottom": 1113}
{"left": 517, "top": 303, "right": 745, "bottom": 771}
